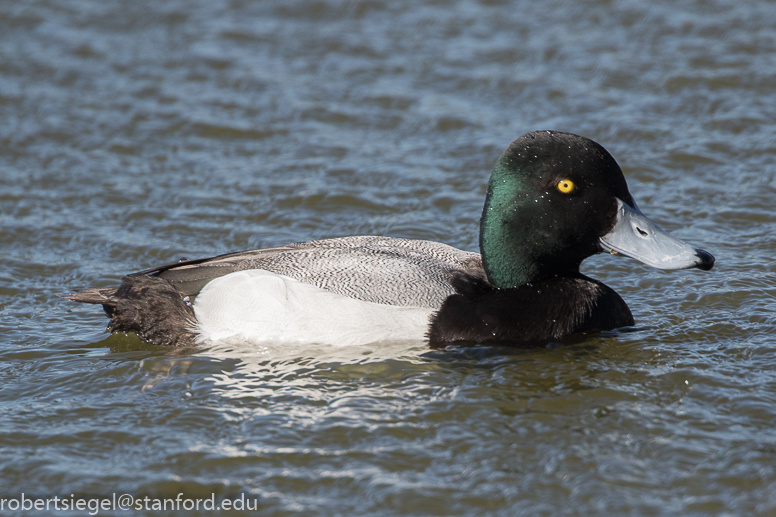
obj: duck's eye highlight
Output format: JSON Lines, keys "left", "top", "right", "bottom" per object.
{"left": 556, "top": 179, "right": 575, "bottom": 194}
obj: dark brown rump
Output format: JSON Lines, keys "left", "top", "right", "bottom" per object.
{"left": 62, "top": 276, "right": 197, "bottom": 347}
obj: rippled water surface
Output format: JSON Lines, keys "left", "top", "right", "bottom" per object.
{"left": 2, "top": 0, "right": 776, "bottom": 515}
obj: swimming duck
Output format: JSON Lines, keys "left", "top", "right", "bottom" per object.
{"left": 64, "top": 131, "right": 714, "bottom": 347}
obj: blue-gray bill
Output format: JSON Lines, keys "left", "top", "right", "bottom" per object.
{"left": 599, "top": 199, "right": 715, "bottom": 271}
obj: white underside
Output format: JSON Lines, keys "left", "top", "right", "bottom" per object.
{"left": 193, "top": 269, "right": 434, "bottom": 347}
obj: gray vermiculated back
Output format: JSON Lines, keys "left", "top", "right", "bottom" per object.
{"left": 158, "top": 236, "right": 483, "bottom": 308}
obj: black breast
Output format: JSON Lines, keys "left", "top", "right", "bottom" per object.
{"left": 427, "top": 273, "right": 634, "bottom": 345}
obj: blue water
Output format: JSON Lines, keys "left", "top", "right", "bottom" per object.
{"left": 2, "top": 0, "right": 776, "bottom": 515}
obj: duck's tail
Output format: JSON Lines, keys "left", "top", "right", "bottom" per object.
{"left": 61, "top": 276, "right": 197, "bottom": 347}
{"left": 60, "top": 288, "right": 118, "bottom": 312}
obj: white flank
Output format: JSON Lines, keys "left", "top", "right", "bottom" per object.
{"left": 193, "top": 269, "right": 434, "bottom": 346}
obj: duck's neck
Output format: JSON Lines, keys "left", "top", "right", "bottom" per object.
{"left": 479, "top": 161, "right": 538, "bottom": 288}
{"left": 480, "top": 158, "right": 587, "bottom": 288}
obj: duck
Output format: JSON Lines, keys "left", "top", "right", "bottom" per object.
{"left": 63, "top": 130, "right": 714, "bottom": 347}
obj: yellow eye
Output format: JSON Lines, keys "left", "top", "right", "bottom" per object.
{"left": 557, "top": 179, "right": 575, "bottom": 194}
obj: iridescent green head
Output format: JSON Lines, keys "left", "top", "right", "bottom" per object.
{"left": 479, "top": 131, "right": 712, "bottom": 288}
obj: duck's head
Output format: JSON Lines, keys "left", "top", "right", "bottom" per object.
{"left": 479, "top": 130, "right": 714, "bottom": 288}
